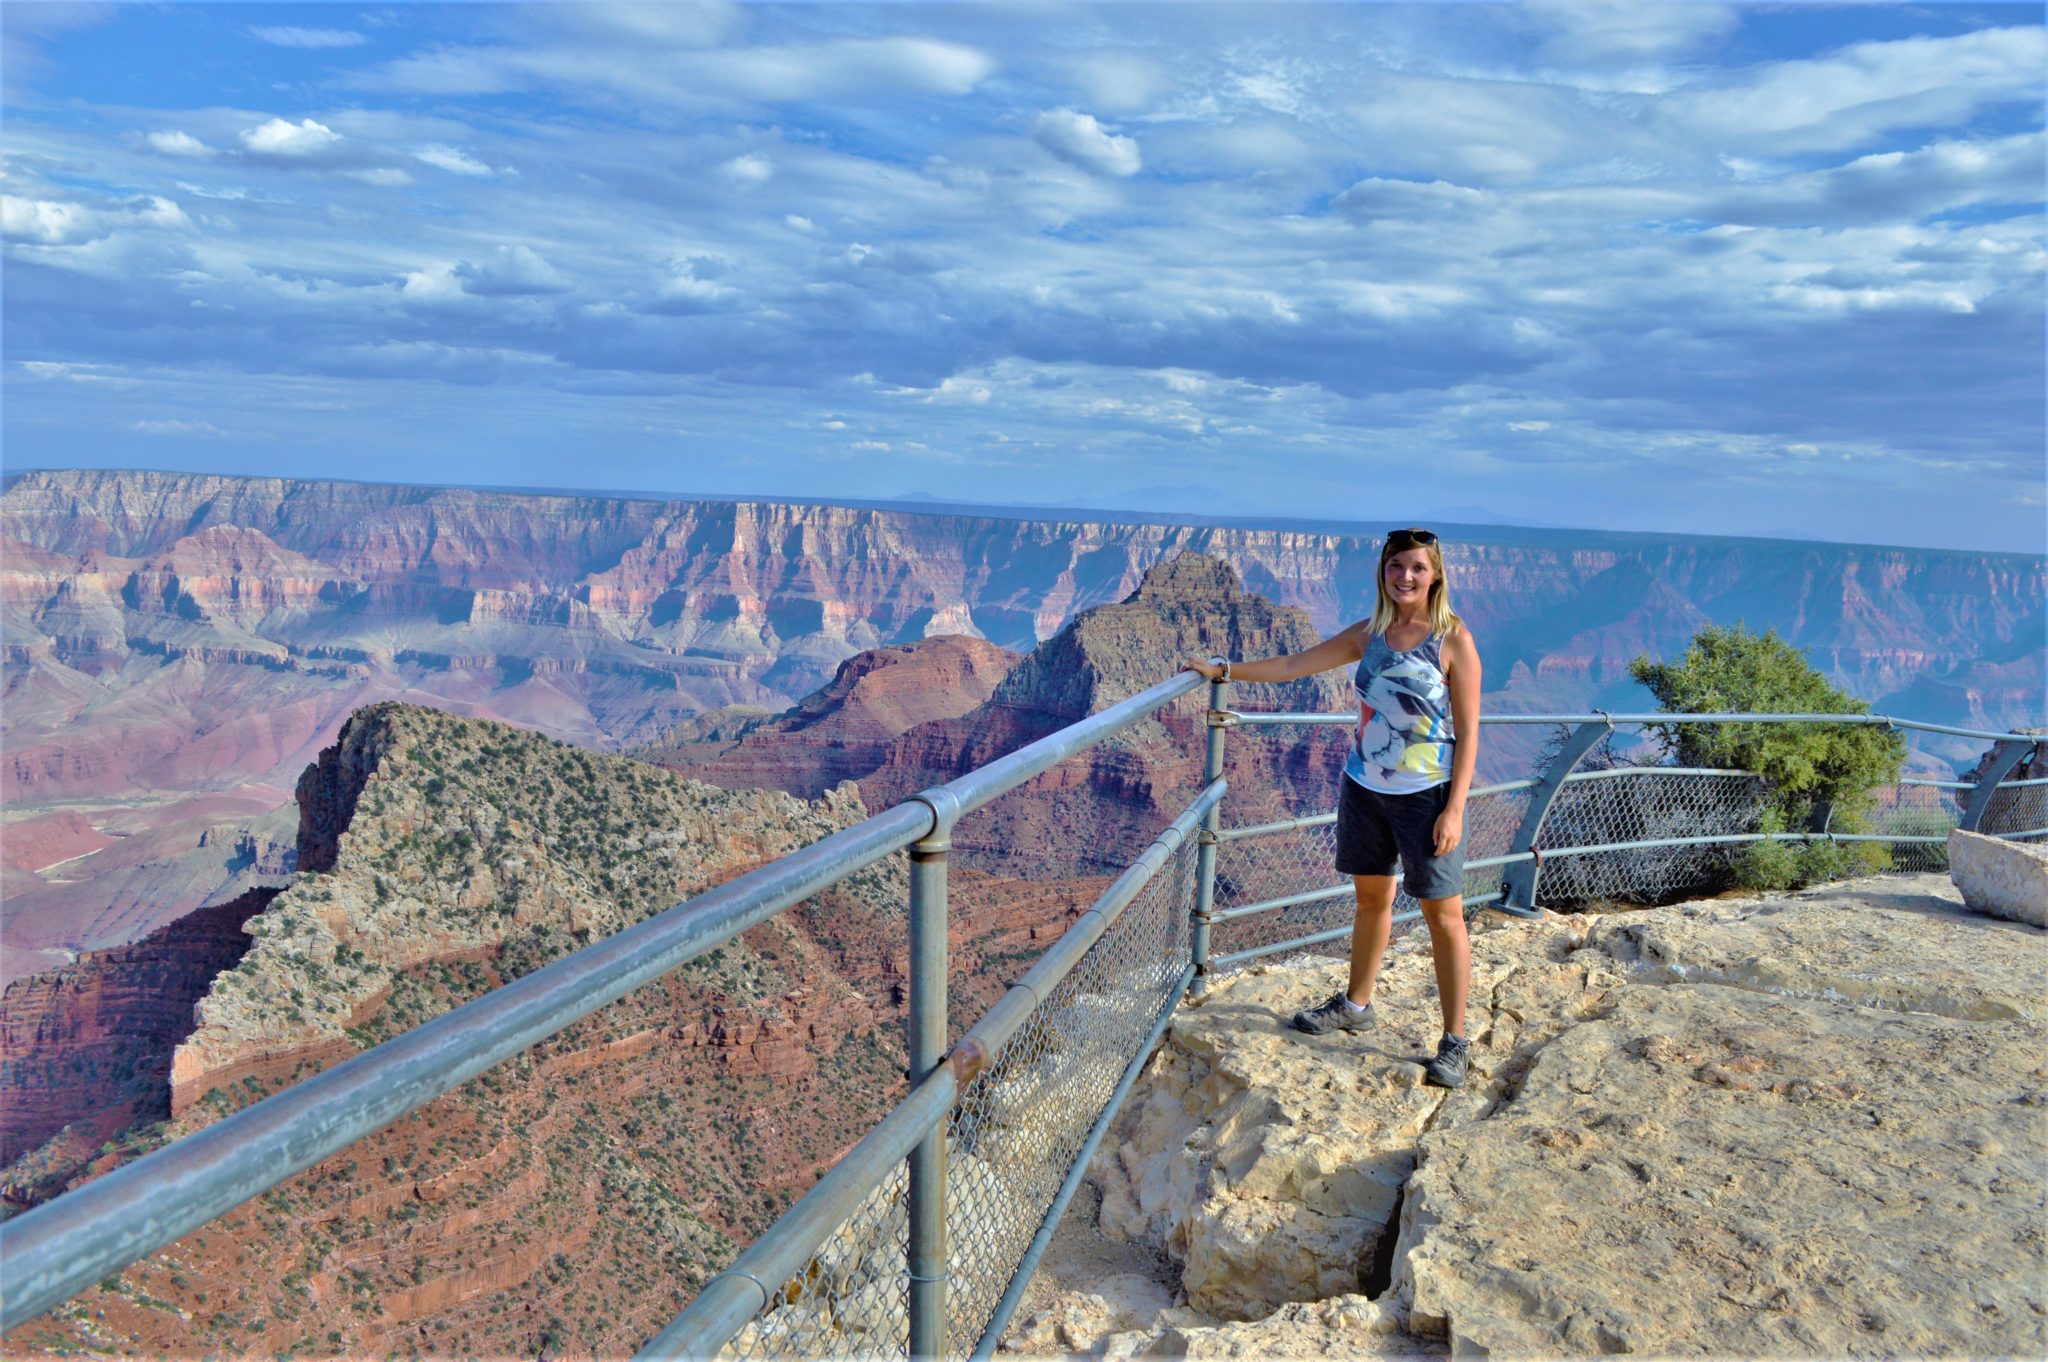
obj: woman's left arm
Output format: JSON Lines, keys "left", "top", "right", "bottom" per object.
{"left": 1435, "top": 624, "right": 1483, "bottom": 856}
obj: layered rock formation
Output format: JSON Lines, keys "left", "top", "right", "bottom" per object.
{"left": 641, "top": 635, "right": 1023, "bottom": 797}
{"left": 2, "top": 701, "right": 1117, "bottom": 1359}
{"left": 0, "top": 886, "right": 278, "bottom": 1200}
{"left": 863, "top": 554, "right": 1356, "bottom": 876}
{"left": 6, "top": 468, "right": 2039, "bottom": 962}
{"left": 1017, "top": 873, "right": 2045, "bottom": 1358}
{"left": 649, "top": 553, "right": 1354, "bottom": 877}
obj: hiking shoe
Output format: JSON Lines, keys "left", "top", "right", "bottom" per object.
{"left": 1424, "top": 1034, "right": 1471, "bottom": 1089}
{"left": 1290, "top": 993, "right": 1376, "bottom": 1035}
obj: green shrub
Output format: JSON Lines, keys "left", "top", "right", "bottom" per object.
{"left": 1630, "top": 623, "right": 1904, "bottom": 889}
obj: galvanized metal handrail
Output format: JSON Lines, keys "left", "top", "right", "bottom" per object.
{"left": 1225, "top": 709, "right": 2037, "bottom": 744}
{"left": 0, "top": 799, "right": 933, "bottom": 1330}
{"left": 643, "top": 778, "right": 1227, "bottom": 1359}
{"left": 6, "top": 678, "right": 2038, "bottom": 1353}
{"left": 0, "top": 672, "right": 1211, "bottom": 1336}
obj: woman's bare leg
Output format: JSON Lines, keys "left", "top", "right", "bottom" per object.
{"left": 1345, "top": 874, "right": 1398, "bottom": 1006}
{"left": 1418, "top": 895, "right": 1470, "bottom": 1037}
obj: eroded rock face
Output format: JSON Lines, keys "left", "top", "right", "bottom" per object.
{"left": 1073, "top": 875, "right": 2047, "bottom": 1360}
{"left": 1394, "top": 981, "right": 2047, "bottom": 1358}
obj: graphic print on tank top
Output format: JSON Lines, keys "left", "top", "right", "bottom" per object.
{"left": 1343, "top": 630, "right": 1455, "bottom": 795}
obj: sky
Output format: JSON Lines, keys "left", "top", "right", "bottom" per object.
{"left": 2, "top": 2, "right": 2043, "bottom": 553}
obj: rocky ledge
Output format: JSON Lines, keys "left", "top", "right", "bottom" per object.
{"left": 1010, "top": 873, "right": 2046, "bottom": 1359}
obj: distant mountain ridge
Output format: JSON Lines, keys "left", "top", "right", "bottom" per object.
{"left": 2, "top": 468, "right": 2040, "bottom": 964}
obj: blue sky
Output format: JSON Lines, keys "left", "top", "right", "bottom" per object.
{"left": 3, "top": 2, "right": 2043, "bottom": 552}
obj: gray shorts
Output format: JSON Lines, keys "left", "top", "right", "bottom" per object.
{"left": 1334, "top": 776, "right": 1465, "bottom": 901}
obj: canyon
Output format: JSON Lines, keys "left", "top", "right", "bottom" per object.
{"left": 0, "top": 701, "right": 1109, "bottom": 1358}
{"left": 5, "top": 467, "right": 2039, "bottom": 975}
{"left": 1, "top": 468, "right": 2041, "bottom": 1356}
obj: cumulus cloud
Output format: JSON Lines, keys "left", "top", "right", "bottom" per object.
{"left": 454, "top": 245, "right": 571, "bottom": 296}
{"left": 646, "top": 257, "right": 736, "bottom": 313}
{"left": 1032, "top": 109, "right": 1141, "bottom": 177}
{"left": 413, "top": 144, "right": 496, "bottom": 177}
{"left": 241, "top": 117, "right": 342, "bottom": 158}
{"left": 144, "top": 129, "right": 214, "bottom": 159}
{"left": 250, "top": 26, "right": 366, "bottom": 49}
{"left": 1, "top": 193, "right": 187, "bottom": 245}
{"left": 2, "top": 195, "right": 97, "bottom": 244}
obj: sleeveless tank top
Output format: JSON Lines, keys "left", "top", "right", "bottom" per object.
{"left": 1343, "top": 629, "right": 1455, "bottom": 795}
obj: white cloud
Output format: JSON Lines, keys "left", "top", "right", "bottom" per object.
{"left": 399, "top": 265, "right": 464, "bottom": 303}
{"left": 20, "top": 360, "right": 125, "bottom": 383}
{"left": 144, "top": 130, "right": 214, "bottom": 159}
{"left": 648, "top": 258, "right": 735, "bottom": 313}
{"left": 455, "top": 244, "right": 571, "bottom": 296}
{"left": 2, "top": 195, "right": 97, "bottom": 244}
{"left": 1528, "top": 0, "right": 1739, "bottom": 65}
{"left": 344, "top": 167, "right": 414, "bottom": 187}
{"left": 1508, "top": 420, "right": 1552, "bottom": 431}
{"left": 241, "top": 117, "right": 343, "bottom": 158}
{"left": 357, "top": 34, "right": 992, "bottom": 105}
{"left": 1032, "top": 109, "right": 1141, "bottom": 178}
{"left": 784, "top": 214, "right": 817, "bottom": 233}
{"left": 0, "top": 193, "right": 185, "bottom": 245}
{"left": 413, "top": 144, "right": 496, "bottom": 177}
{"left": 722, "top": 154, "right": 774, "bottom": 188}
{"left": 1671, "top": 27, "right": 2048, "bottom": 155}
{"left": 250, "top": 26, "right": 367, "bottom": 50}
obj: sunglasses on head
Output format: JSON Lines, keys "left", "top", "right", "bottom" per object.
{"left": 1388, "top": 528, "right": 1437, "bottom": 546}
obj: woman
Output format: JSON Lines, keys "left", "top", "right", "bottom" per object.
{"left": 1186, "top": 527, "right": 1481, "bottom": 1088}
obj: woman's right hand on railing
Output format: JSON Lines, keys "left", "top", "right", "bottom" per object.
{"left": 1186, "top": 657, "right": 1227, "bottom": 681}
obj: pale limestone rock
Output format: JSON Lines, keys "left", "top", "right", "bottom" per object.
{"left": 1391, "top": 980, "right": 2048, "bottom": 1358}
{"left": 1078, "top": 873, "right": 2046, "bottom": 1360}
{"left": 1001, "top": 1273, "right": 1176, "bottom": 1355}
{"left": 1097, "top": 1294, "right": 1436, "bottom": 1360}
{"left": 1590, "top": 887, "right": 2047, "bottom": 1019}
{"left": 1950, "top": 828, "right": 2048, "bottom": 927}
{"left": 1092, "top": 911, "right": 1617, "bottom": 1320}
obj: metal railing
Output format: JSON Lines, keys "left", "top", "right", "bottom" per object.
{"left": 1, "top": 674, "right": 2040, "bottom": 1359}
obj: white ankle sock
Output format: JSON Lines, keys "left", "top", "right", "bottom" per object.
{"left": 1343, "top": 997, "right": 1370, "bottom": 1013}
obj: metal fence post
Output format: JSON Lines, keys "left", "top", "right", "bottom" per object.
{"left": 906, "top": 789, "right": 962, "bottom": 1360}
{"left": 1500, "top": 718, "right": 1613, "bottom": 915}
{"left": 1959, "top": 738, "right": 2038, "bottom": 832}
{"left": 1190, "top": 668, "right": 1231, "bottom": 986}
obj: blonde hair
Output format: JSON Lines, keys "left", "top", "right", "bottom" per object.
{"left": 1367, "top": 529, "right": 1461, "bottom": 640}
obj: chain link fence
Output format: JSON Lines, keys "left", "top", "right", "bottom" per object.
{"left": 656, "top": 711, "right": 2038, "bottom": 1360}
{"left": 1532, "top": 770, "right": 1772, "bottom": 902}
{"left": 715, "top": 826, "right": 1202, "bottom": 1360}
{"left": 1207, "top": 723, "right": 2041, "bottom": 973}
